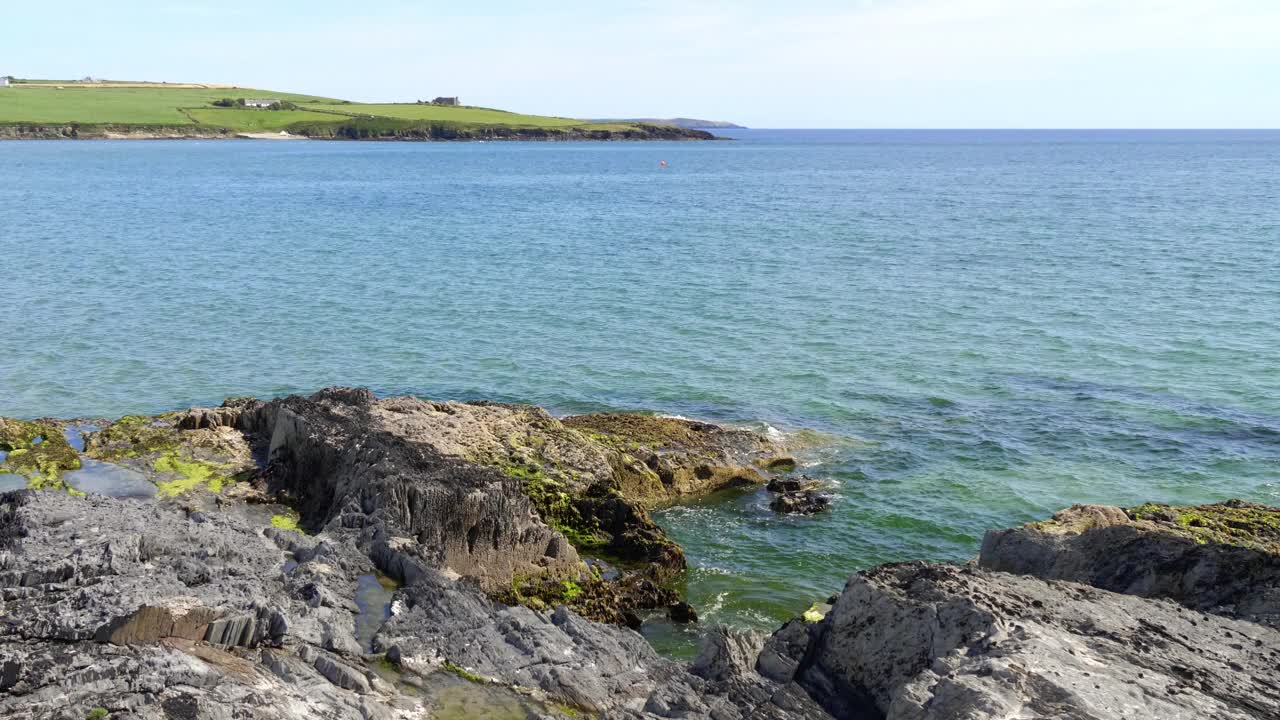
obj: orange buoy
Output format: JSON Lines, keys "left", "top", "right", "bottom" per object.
{"left": 660, "top": 160, "right": 667, "bottom": 167}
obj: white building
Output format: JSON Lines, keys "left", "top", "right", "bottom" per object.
{"left": 0, "top": 77, "right": 11, "bottom": 88}
{"left": 244, "top": 99, "right": 276, "bottom": 108}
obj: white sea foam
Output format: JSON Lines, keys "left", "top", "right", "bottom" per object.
{"left": 703, "top": 592, "right": 729, "bottom": 617}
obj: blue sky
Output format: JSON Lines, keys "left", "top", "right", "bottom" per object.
{"left": 2, "top": 0, "right": 1277, "bottom": 127}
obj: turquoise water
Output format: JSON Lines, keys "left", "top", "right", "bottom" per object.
{"left": 3, "top": 131, "right": 1279, "bottom": 652}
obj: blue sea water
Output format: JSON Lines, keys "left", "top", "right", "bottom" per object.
{"left": 3, "top": 130, "right": 1279, "bottom": 653}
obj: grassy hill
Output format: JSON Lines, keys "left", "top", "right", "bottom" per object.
{"left": 0, "top": 81, "right": 713, "bottom": 140}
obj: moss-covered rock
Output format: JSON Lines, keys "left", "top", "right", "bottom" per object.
{"left": 562, "top": 412, "right": 782, "bottom": 499}
{"left": 497, "top": 566, "right": 678, "bottom": 628}
{"left": 1127, "top": 499, "right": 1280, "bottom": 554}
{"left": 981, "top": 498, "right": 1280, "bottom": 629}
{"left": 348, "top": 396, "right": 790, "bottom": 621}
{"left": 84, "top": 415, "right": 187, "bottom": 461}
{"left": 83, "top": 414, "right": 255, "bottom": 497}
{"left": 0, "top": 417, "right": 81, "bottom": 490}
{"left": 270, "top": 512, "right": 301, "bottom": 532}
{"left": 153, "top": 453, "right": 230, "bottom": 496}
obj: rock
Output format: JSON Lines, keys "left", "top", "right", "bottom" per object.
{"left": 691, "top": 627, "right": 764, "bottom": 682}
{"left": 769, "top": 490, "right": 830, "bottom": 515}
{"left": 769, "top": 561, "right": 1280, "bottom": 720}
{"left": 312, "top": 653, "right": 371, "bottom": 694}
{"left": 0, "top": 489, "right": 404, "bottom": 719}
{"left": 0, "top": 384, "right": 825, "bottom": 720}
{"left": 11, "top": 388, "right": 1280, "bottom": 720}
{"left": 0, "top": 418, "right": 81, "bottom": 491}
{"left": 94, "top": 603, "right": 221, "bottom": 645}
{"left": 560, "top": 412, "right": 778, "bottom": 500}
{"left": 980, "top": 500, "right": 1280, "bottom": 628}
{"left": 765, "top": 474, "right": 830, "bottom": 494}
{"left": 759, "top": 457, "right": 799, "bottom": 472}
{"left": 375, "top": 570, "right": 826, "bottom": 718}
{"left": 756, "top": 619, "right": 816, "bottom": 685}
{"left": 239, "top": 388, "right": 582, "bottom": 592}
{"left": 234, "top": 388, "right": 787, "bottom": 621}
{"left": 669, "top": 601, "right": 698, "bottom": 624}
{"left": 766, "top": 476, "right": 805, "bottom": 493}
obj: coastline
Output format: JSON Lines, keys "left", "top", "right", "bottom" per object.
{"left": 0, "top": 122, "right": 720, "bottom": 142}
{"left": 2, "top": 388, "right": 1278, "bottom": 719}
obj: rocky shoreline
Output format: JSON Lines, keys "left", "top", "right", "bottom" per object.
{"left": 0, "top": 123, "right": 718, "bottom": 142}
{"left": 2, "top": 388, "right": 1278, "bottom": 719}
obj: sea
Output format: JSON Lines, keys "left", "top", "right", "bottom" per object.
{"left": 2, "top": 129, "right": 1278, "bottom": 655}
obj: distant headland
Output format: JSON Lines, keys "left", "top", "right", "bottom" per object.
{"left": 589, "top": 117, "right": 746, "bottom": 130}
{"left": 0, "top": 77, "right": 719, "bottom": 141}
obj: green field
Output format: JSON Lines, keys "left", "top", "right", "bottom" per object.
{"left": 0, "top": 86, "right": 338, "bottom": 124}
{"left": 0, "top": 82, "right": 668, "bottom": 136}
{"left": 185, "top": 108, "right": 344, "bottom": 131}
{"left": 310, "top": 103, "right": 588, "bottom": 128}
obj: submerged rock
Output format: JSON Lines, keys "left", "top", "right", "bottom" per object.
{"left": 669, "top": 600, "right": 699, "bottom": 624}
{"left": 0, "top": 418, "right": 81, "bottom": 491}
{"left": 62, "top": 458, "right": 157, "bottom": 498}
{"left": 766, "top": 476, "right": 807, "bottom": 493}
{"left": 770, "top": 489, "right": 831, "bottom": 515}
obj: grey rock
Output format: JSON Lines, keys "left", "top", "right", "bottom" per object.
{"left": 692, "top": 627, "right": 765, "bottom": 682}
{"left": 0, "top": 395, "right": 824, "bottom": 720}
{"left": 9, "top": 389, "right": 1280, "bottom": 720}
{"left": 375, "top": 570, "right": 827, "bottom": 718}
{"left": 980, "top": 500, "right": 1280, "bottom": 628}
{"left": 782, "top": 561, "right": 1280, "bottom": 720}
{"left": 241, "top": 388, "right": 582, "bottom": 592}
{"left": 313, "top": 653, "right": 371, "bottom": 693}
{"left": 756, "top": 619, "right": 818, "bottom": 685}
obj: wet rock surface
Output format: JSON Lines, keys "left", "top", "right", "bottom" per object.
{"left": 769, "top": 489, "right": 831, "bottom": 515}
{"left": 765, "top": 474, "right": 832, "bottom": 515}
{"left": 766, "top": 476, "right": 807, "bottom": 494}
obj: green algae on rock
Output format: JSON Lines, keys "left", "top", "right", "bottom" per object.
{"left": 270, "top": 512, "right": 302, "bottom": 532}
{"left": 980, "top": 498, "right": 1280, "bottom": 629}
{"left": 498, "top": 567, "right": 678, "bottom": 627}
{"left": 560, "top": 412, "right": 785, "bottom": 501}
{"left": 441, "top": 661, "right": 487, "bottom": 684}
{"left": 307, "top": 392, "right": 792, "bottom": 620}
{"left": 1126, "top": 499, "right": 1280, "bottom": 554}
{"left": 153, "top": 452, "right": 229, "bottom": 496}
{"left": 14, "top": 389, "right": 793, "bottom": 632}
{"left": 0, "top": 417, "right": 82, "bottom": 490}
{"left": 83, "top": 413, "right": 255, "bottom": 497}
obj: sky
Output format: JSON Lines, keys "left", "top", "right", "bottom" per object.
{"left": 2, "top": 0, "right": 1278, "bottom": 128}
